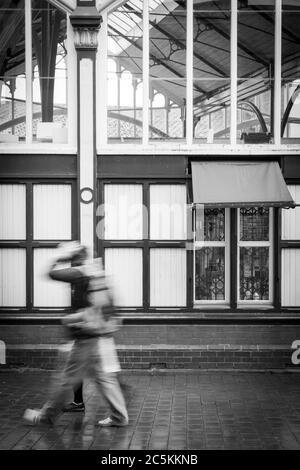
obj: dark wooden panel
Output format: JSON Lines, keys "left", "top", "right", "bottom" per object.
{"left": 282, "top": 155, "right": 300, "bottom": 180}
{"left": 97, "top": 155, "right": 188, "bottom": 178}
{"left": 0, "top": 155, "right": 77, "bottom": 178}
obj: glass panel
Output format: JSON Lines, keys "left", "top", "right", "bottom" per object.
{"left": 193, "top": 79, "right": 230, "bottom": 143}
{"left": 239, "top": 247, "right": 269, "bottom": 300}
{"left": 105, "top": 248, "right": 143, "bottom": 307}
{"left": 238, "top": 0, "right": 275, "bottom": 10}
{"left": 282, "top": 1, "right": 300, "bottom": 10}
{"left": 0, "top": 248, "right": 26, "bottom": 307}
{"left": 0, "top": 2, "right": 26, "bottom": 143}
{"left": 204, "top": 208, "right": 225, "bottom": 242}
{"left": 104, "top": 184, "right": 143, "bottom": 240}
{"left": 237, "top": 1, "right": 274, "bottom": 144}
{"left": 195, "top": 247, "right": 225, "bottom": 301}
{"left": 0, "top": 184, "right": 26, "bottom": 240}
{"left": 34, "top": 248, "right": 71, "bottom": 307}
{"left": 150, "top": 248, "right": 186, "bottom": 306}
{"left": 150, "top": 185, "right": 186, "bottom": 240}
{"left": 32, "top": 0, "right": 68, "bottom": 143}
{"left": 240, "top": 207, "right": 269, "bottom": 241}
{"left": 33, "top": 184, "right": 72, "bottom": 240}
{"left": 193, "top": 1, "right": 230, "bottom": 144}
{"left": 107, "top": 3, "right": 143, "bottom": 144}
{"left": 150, "top": 79, "right": 185, "bottom": 140}
{"left": 281, "top": 8, "right": 300, "bottom": 143}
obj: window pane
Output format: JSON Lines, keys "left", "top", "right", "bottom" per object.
{"left": 281, "top": 248, "right": 300, "bottom": 306}
{"left": 0, "top": 184, "right": 26, "bottom": 240}
{"left": 150, "top": 185, "right": 186, "bottom": 240}
{"left": 0, "top": 248, "right": 26, "bottom": 307}
{"left": 281, "top": 7, "right": 300, "bottom": 144}
{"left": 107, "top": 3, "right": 143, "bottom": 144}
{"left": 240, "top": 207, "right": 269, "bottom": 241}
{"left": 33, "top": 184, "right": 72, "bottom": 240}
{"left": 150, "top": 248, "right": 186, "bottom": 307}
{"left": 193, "top": 1, "right": 231, "bottom": 144}
{"left": 32, "top": 0, "right": 68, "bottom": 143}
{"left": 104, "top": 184, "right": 143, "bottom": 240}
{"left": 237, "top": 1, "right": 274, "bottom": 144}
{"left": 105, "top": 248, "right": 143, "bottom": 307}
{"left": 204, "top": 208, "right": 225, "bottom": 242}
{"left": 34, "top": 248, "right": 71, "bottom": 307}
{"left": 0, "top": 2, "right": 26, "bottom": 143}
{"left": 239, "top": 247, "right": 269, "bottom": 300}
{"left": 195, "top": 247, "right": 225, "bottom": 301}
{"left": 282, "top": 185, "right": 300, "bottom": 240}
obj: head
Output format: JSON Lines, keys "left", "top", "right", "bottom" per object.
{"left": 72, "top": 245, "right": 88, "bottom": 266}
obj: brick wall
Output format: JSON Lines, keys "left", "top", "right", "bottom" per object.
{"left": 1, "top": 323, "right": 299, "bottom": 370}
{"left": 3, "top": 345, "right": 295, "bottom": 370}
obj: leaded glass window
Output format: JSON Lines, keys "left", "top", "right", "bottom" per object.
{"left": 238, "top": 207, "right": 272, "bottom": 303}
{"left": 194, "top": 207, "right": 229, "bottom": 303}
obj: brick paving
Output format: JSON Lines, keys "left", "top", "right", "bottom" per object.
{"left": 1, "top": 369, "right": 300, "bottom": 450}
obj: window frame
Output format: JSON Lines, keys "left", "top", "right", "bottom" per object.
{"left": 0, "top": 179, "right": 77, "bottom": 313}
{"left": 97, "top": 179, "right": 188, "bottom": 311}
{"left": 237, "top": 207, "right": 274, "bottom": 306}
{"left": 193, "top": 208, "right": 231, "bottom": 306}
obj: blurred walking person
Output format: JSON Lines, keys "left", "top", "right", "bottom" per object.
{"left": 23, "top": 242, "right": 128, "bottom": 428}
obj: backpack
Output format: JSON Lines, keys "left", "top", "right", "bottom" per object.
{"left": 62, "top": 261, "right": 121, "bottom": 337}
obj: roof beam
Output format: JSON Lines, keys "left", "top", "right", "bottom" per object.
{"left": 197, "top": 14, "right": 270, "bottom": 68}
{"left": 124, "top": 4, "right": 228, "bottom": 78}
{"left": 109, "top": 24, "right": 207, "bottom": 99}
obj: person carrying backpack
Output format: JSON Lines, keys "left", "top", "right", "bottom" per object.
{"left": 23, "top": 242, "right": 128, "bottom": 429}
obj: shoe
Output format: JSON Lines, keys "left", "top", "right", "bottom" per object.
{"left": 97, "top": 416, "right": 128, "bottom": 427}
{"left": 62, "top": 402, "right": 85, "bottom": 412}
{"left": 23, "top": 408, "right": 52, "bottom": 426}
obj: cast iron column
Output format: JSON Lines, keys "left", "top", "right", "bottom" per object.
{"left": 70, "top": 2, "right": 102, "bottom": 257}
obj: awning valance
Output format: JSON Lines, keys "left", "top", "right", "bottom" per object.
{"left": 191, "top": 161, "right": 295, "bottom": 208}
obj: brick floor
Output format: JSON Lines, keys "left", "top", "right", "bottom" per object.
{"left": 1, "top": 369, "right": 300, "bottom": 450}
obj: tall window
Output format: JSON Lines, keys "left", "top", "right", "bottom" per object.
{"left": 0, "top": 181, "right": 76, "bottom": 312}
{"left": 0, "top": 0, "right": 68, "bottom": 145}
{"left": 238, "top": 208, "right": 273, "bottom": 303}
{"left": 194, "top": 206, "right": 274, "bottom": 306}
{"left": 100, "top": 182, "right": 187, "bottom": 309}
{"left": 194, "top": 208, "right": 230, "bottom": 303}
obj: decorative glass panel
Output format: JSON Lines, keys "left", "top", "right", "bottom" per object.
{"left": 204, "top": 208, "right": 225, "bottom": 242}
{"left": 239, "top": 247, "right": 269, "bottom": 300}
{"left": 195, "top": 247, "right": 225, "bottom": 301}
{"left": 240, "top": 207, "right": 269, "bottom": 241}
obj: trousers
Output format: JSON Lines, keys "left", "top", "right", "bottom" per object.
{"left": 41, "top": 337, "right": 128, "bottom": 424}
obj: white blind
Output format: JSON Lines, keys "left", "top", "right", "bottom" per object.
{"left": 282, "top": 185, "right": 300, "bottom": 240}
{"left": 0, "top": 249, "right": 26, "bottom": 306}
{"left": 150, "top": 185, "right": 186, "bottom": 240}
{"left": 0, "top": 184, "right": 26, "bottom": 240}
{"left": 282, "top": 248, "right": 300, "bottom": 306}
{"left": 34, "top": 248, "right": 71, "bottom": 307}
{"left": 150, "top": 248, "right": 186, "bottom": 307}
{"left": 105, "top": 248, "right": 143, "bottom": 306}
{"left": 33, "top": 185, "right": 72, "bottom": 240}
{"left": 104, "top": 184, "right": 143, "bottom": 240}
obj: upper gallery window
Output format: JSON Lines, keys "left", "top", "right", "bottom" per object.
{"left": 0, "top": 0, "right": 68, "bottom": 145}
{"left": 104, "top": 0, "right": 300, "bottom": 146}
